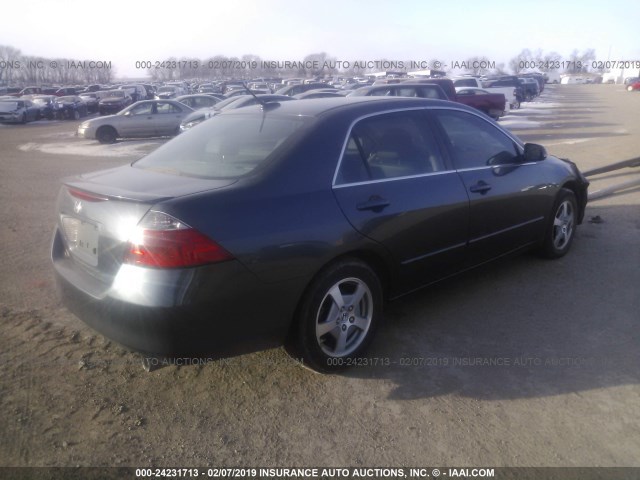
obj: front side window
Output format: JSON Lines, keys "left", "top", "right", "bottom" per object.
{"left": 193, "top": 97, "right": 214, "bottom": 108}
{"left": 336, "top": 111, "right": 446, "bottom": 185}
{"left": 395, "top": 88, "right": 419, "bottom": 97}
{"left": 433, "top": 110, "right": 520, "bottom": 170}
{"left": 129, "top": 103, "right": 154, "bottom": 115}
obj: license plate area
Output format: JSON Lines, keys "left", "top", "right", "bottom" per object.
{"left": 61, "top": 216, "right": 99, "bottom": 266}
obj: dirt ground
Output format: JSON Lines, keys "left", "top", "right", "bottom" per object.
{"left": 0, "top": 85, "right": 639, "bottom": 469}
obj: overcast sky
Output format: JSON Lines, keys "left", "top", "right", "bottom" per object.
{"left": 1, "top": 0, "right": 638, "bottom": 78}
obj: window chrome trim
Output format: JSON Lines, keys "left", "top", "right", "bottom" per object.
{"left": 333, "top": 169, "right": 456, "bottom": 189}
{"left": 456, "top": 162, "right": 538, "bottom": 173}
{"left": 331, "top": 105, "right": 526, "bottom": 189}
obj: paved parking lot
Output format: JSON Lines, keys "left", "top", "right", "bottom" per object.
{"left": 0, "top": 85, "right": 638, "bottom": 468}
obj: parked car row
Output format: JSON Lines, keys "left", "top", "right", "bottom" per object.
{"left": 1, "top": 71, "right": 554, "bottom": 126}
{"left": 0, "top": 96, "right": 90, "bottom": 122}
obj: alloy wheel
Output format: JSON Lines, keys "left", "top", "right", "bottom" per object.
{"left": 315, "top": 277, "right": 373, "bottom": 357}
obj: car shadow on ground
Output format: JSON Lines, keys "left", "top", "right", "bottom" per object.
{"left": 344, "top": 203, "right": 639, "bottom": 401}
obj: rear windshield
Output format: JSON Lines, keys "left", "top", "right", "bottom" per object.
{"left": 104, "top": 90, "right": 125, "bottom": 98}
{"left": 133, "top": 113, "right": 307, "bottom": 179}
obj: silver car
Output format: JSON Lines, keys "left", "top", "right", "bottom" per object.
{"left": 0, "top": 99, "right": 40, "bottom": 123}
{"left": 77, "top": 100, "right": 194, "bottom": 143}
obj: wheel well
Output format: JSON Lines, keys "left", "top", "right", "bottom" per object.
{"left": 560, "top": 181, "right": 586, "bottom": 223}
{"left": 340, "top": 250, "right": 392, "bottom": 298}
{"left": 285, "top": 249, "right": 393, "bottom": 340}
{"left": 97, "top": 125, "right": 117, "bottom": 136}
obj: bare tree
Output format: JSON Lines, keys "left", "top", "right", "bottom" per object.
{"left": 0, "top": 45, "right": 22, "bottom": 85}
{"left": 492, "top": 62, "right": 508, "bottom": 75}
{"left": 509, "top": 48, "right": 533, "bottom": 74}
{"left": 567, "top": 49, "right": 595, "bottom": 73}
{"left": 465, "top": 56, "right": 493, "bottom": 76}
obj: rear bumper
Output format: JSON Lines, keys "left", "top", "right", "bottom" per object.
{"left": 52, "top": 228, "right": 300, "bottom": 358}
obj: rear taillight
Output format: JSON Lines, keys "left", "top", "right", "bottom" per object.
{"left": 123, "top": 211, "right": 233, "bottom": 268}
{"left": 68, "top": 187, "right": 109, "bottom": 202}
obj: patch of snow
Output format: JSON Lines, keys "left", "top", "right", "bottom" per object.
{"left": 500, "top": 118, "right": 542, "bottom": 129}
{"left": 526, "top": 102, "right": 563, "bottom": 108}
{"left": 545, "top": 139, "right": 592, "bottom": 146}
{"left": 18, "top": 139, "right": 165, "bottom": 157}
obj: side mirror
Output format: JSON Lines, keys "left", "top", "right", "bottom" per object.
{"left": 523, "top": 143, "right": 547, "bottom": 162}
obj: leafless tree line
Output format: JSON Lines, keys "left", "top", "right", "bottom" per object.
{"left": 0, "top": 45, "right": 114, "bottom": 86}
{"left": 1, "top": 44, "right": 601, "bottom": 87}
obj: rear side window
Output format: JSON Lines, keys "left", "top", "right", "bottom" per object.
{"left": 130, "top": 103, "right": 154, "bottom": 115}
{"left": 157, "top": 102, "right": 182, "bottom": 114}
{"left": 134, "top": 113, "right": 306, "bottom": 179}
{"left": 454, "top": 78, "right": 477, "bottom": 87}
{"left": 417, "top": 86, "right": 446, "bottom": 99}
{"left": 336, "top": 111, "right": 446, "bottom": 185}
{"left": 433, "top": 110, "right": 520, "bottom": 170}
{"left": 368, "top": 88, "right": 392, "bottom": 96}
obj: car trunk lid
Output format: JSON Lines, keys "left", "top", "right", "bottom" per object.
{"left": 56, "top": 165, "right": 237, "bottom": 282}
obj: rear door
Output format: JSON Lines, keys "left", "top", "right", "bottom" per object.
{"left": 332, "top": 109, "right": 470, "bottom": 290}
{"left": 431, "top": 108, "right": 552, "bottom": 266}
{"left": 155, "top": 101, "right": 187, "bottom": 135}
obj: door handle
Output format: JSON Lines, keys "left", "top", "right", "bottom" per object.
{"left": 469, "top": 181, "right": 492, "bottom": 194}
{"left": 357, "top": 196, "right": 390, "bottom": 212}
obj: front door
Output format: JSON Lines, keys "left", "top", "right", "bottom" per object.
{"left": 431, "top": 108, "right": 552, "bottom": 266}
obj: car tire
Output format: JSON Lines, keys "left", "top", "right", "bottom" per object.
{"left": 291, "top": 258, "right": 383, "bottom": 373}
{"left": 628, "top": 86, "right": 634, "bottom": 92}
{"left": 96, "top": 126, "right": 117, "bottom": 144}
{"left": 540, "top": 188, "right": 578, "bottom": 259}
{"left": 21, "top": 113, "right": 27, "bottom": 124}
{"left": 73, "top": 110, "right": 80, "bottom": 120}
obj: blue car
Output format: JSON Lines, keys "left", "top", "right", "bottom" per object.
{"left": 52, "top": 97, "right": 589, "bottom": 372}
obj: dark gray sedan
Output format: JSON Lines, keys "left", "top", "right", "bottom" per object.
{"left": 52, "top": 97, "right": 589, "bottom": 372}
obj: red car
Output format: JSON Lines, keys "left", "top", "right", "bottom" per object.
{"left": 627, "top": 81, "right": 640, "bottom": 92}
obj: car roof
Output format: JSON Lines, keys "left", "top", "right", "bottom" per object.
{"left": 220, "top": 96, "right": 466, "bottom": 120}
{"left": 176, "top": 94, "right": 217, "bottom": 99}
